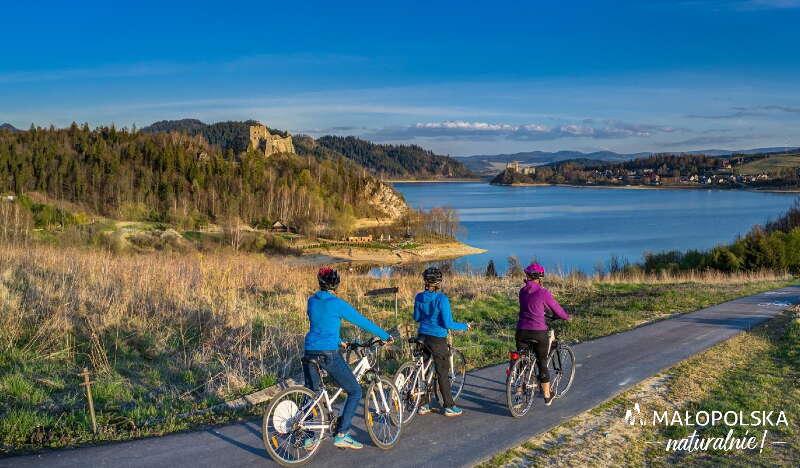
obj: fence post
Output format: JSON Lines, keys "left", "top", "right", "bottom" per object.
{"left": 79, "top": 367, "right": 97, "bottom": 434}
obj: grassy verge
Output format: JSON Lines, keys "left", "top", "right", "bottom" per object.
{"left": 482, "top": 307, "right": 800, "bottom": 467}
{"left": 0, "top": 243, "right": 794, "bottom": 455}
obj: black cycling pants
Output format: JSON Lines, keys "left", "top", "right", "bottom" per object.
{"left": 515, "top": 329, "right": 551, "bottom": 383}
{"left": 420, "top": 334, "right": 456, "bottom": 408}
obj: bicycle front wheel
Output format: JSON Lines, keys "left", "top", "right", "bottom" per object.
{"left": 394, "top": 362, "right": 421, "bottom": 425}
{"left": 365, "top": 376, "right": 403, "bottom": 449}
{"left": 549, "top": 345, "right": 576, "bottom": 398}
{"left": 448, "top": 348, "right": 467, "bottom": 402}
{"left": 263, "top": 386, "right": 326, "bottom": 467}
{"left": 506, "top": 357, "right": 536, "bottom": 418}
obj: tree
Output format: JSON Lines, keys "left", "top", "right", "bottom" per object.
{"left": 485, "top": 260, "right": 497, "bottom": 278}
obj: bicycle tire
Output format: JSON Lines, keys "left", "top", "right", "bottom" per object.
{"left": 506, "top": 356, "right": 536, "bottom": 418}
{"left": 364, "top": 376, "right": 403, "bottom": 449}
{"left": 393, "top": 361, "right": 422, "bottom": 425}
{"left": 263, "top": 386, "right": 326, "bottom": 467}
{"left": 549, "top": 344, "right": 576, "bottom": 398}
{"left": 435, "top": 348, "right": 467, "bottom": 403}
{"left": 448, "top": 348, "right": 467, "bottom": 402}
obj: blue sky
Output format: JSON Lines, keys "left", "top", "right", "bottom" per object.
{"left": 2, "top": 0, "right": 799, "bottom": 155}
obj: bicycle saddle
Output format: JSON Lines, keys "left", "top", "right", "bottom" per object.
{"left": 301, "top": 356, "right": 322, "bottom": 366}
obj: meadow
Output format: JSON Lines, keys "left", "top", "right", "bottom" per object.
{"left": 0, "top": 243, "right": 794, "bottom": 454}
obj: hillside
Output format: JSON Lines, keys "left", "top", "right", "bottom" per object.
{"left": 0, "top": 124, "right": 406, "bottom": 233}
{"left": 315, "top": 135, "right": 475, "bottom": 179}
{"left": 141, "top": 119, "right": 289, "bottom": 154}
{"left": 491, "top": 150, "right": 800, "bottom": 189}
{"left": 737, "top": 152, "right": 800, "bottom": 176}
{"left": 462, "top": 147, "right": 800, "bottom": 176}
{"left": 0, "top": 123, "right": 20, "bottom": 132}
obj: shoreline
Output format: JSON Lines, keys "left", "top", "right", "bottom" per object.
{"left": 297, "top": 241, "right": 486, "bottom": 265}
{"left": 492, "top": 182, "right": 800, "bottom": 193}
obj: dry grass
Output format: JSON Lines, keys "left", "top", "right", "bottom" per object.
{"left": 0, "top": 243, "right": 794, "bottom": 453}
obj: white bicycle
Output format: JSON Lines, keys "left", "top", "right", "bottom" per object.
{"left": 262, "top": 338, "right": 403, "bottom": 466}
{"left": 393, "top": 337, "right": 467, "bottom": 424}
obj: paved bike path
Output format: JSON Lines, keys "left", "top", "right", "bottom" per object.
{"left": 5, "top": 286, "right": 799, "bottom": 468}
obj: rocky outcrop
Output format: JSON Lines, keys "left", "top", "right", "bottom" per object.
{"left": 363, "top": 180, "right": 408, "bottom": 220}
{"left": 249, "top": 125, "right": 294, "bottom": 157}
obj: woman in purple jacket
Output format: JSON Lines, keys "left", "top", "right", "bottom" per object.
{"left": 516, "top": 262, "right": 570, "bottom": 405}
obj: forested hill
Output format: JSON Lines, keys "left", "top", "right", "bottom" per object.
{"left": 141, "top": 119, "right": 289, "bottom": 154}
{"left": 0, "top": 124, "right": 405, "bottom": 232}
{"left": 315, "top": 135, "right": 475, "bottom": 179}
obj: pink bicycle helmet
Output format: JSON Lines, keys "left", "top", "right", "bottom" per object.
{"left": 524, "top": 262, "right": 545, "bottom": 278}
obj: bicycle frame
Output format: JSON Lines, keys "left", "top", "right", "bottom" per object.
{"left": 406, "top": 353, "right": 435, "bottom": 398}
{"left": 299, "top": 353, "right": 391, "bottom": 432}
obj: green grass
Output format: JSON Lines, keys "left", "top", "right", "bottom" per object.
{"left": 738, "top": 153, "right": 800, "bottom": 176}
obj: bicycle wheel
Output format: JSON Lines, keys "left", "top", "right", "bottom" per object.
{"left": 393, "top": 362, "right": 422, "bottom": 425}
{"left": 448, "top": 348, "right": 467, "bottom": 402}
{"left": 506, "top": 357, "right": 536, "bottom": 418}
{"left": 263, "top": 386, "right": 326, "bottom": 467}
{"left": 548, "top": 344, "right": 576, "bottom": 398}
{"left": 364, "top": 376, "right": 403, "bottom": 449}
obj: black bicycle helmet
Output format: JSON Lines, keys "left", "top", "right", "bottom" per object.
{"left": 317, "top": 267, "right": 340, "bottom": 291}
{"left": 422, "top": 266, "right": 443, "bottom": 285}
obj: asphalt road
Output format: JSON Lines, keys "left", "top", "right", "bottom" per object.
{"left": 5, "top": 286, "right": 799, "bottom": 468}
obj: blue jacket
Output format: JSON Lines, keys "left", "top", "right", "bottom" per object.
{"left": 413, "top": 290, "right": 468, "bottom": 338}
{"left": 304, "top": 290, "right": 390, "bottom": 351}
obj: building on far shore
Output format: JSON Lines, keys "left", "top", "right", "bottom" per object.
{"left": 506, "top": 161, "right": 535, "bottom": 175}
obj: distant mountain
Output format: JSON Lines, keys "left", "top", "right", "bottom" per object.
{"left": 0, "top": 123, "right": 20, "bottom": 132}
{"left": 459, "top": 147, "right": 799, "bottom": 175}
{"left": 314, "top": 135, "right": 475, "bottom": 179}
{"left": 676, "top": 147, "right": 800, "bottom": 157}
{"left": 458, "top": 150, "right": 645, "bottom": 175}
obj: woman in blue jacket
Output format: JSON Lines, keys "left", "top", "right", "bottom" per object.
{"left": 413, "top": 267, "right": 470, "bottom": 417}
{"left": 304, "top": 267, "right": 392, "bottom": 450}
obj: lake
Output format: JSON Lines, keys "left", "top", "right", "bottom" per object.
{"left": 392, "top": 183, "right": 799, "bottom": 274}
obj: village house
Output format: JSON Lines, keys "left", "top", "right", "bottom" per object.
{"left": 268, "top": 221, "right": 292, "bottom": 233}
{"left": 346, "top": 235, "right": 373, "bottom": 243}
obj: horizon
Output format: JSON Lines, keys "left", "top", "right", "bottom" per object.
{"left": 2, "top": 1, "right": 800, "bottom": 155}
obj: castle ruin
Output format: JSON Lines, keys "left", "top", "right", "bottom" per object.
{"left": 248, "top": 124, "right": 295, "bottom": 157}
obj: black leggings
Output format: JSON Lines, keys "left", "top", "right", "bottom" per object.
{"left": 515, "top": 329, "right": 551, "bottom": 383}
{"left": 420, "top": 334, "right": 456, "bottom": 408}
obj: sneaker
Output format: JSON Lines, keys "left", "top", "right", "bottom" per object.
{"left": 333, "top": 433, "right": 363, "bottom": 450}
{"left": 444, "top": 406, "right": 463, "bottom": 417}
{"left": 418, "top": 404, "right": 431, "bottom": 415}
{"left": 544, "top": 395, "right": 554, "bottom": 406}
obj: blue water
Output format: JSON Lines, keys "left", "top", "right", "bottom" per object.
{"left": 393, "top": 183, "right": 799, "bottom": 274}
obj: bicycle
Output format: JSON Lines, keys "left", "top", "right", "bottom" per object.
{"left": 505, "top": 330, "right": 575, "bottom": 418}
{"left": 393, "top": 336, "right": 467, "bottom": 424}
{"left": 262, "top": 338, "right": 403, "bottom": 466}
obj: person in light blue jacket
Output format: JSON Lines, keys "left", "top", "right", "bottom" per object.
{"left": 303, "top": 267, "right": 392, "bottom": 450}
{"left": 413, "top": 267, "right": 470, "bottom": 417}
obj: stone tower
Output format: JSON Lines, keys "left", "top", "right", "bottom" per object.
{"left": 248, "top": 124, "right": 295, "bottom": 157}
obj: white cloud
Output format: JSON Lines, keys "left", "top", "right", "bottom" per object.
{"left": 370, "top": 120, "right": 678, "bottom": 141}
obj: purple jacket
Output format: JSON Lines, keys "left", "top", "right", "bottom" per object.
{"left": 517, "top": 281, "right": 570, "bottom": 331}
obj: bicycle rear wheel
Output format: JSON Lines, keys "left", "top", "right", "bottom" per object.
{"left": 393, "top": 362, "right": 422, "bottom": 425}
{"left": 548, "top": 345, "right": 576, "bottom": 398}
{"left": 263, "top": 386, "right": 326, "bottom": 467}
{"left": 506, "top": 356, "right": 536, "bottom": 418}
{"left": 365, "top": 376, "right": 403, "bottom": 449}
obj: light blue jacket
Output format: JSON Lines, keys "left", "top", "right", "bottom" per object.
{"left": 413, "top": 290, "right": 468, "bottom": 338}
{"left": 304, "top": 290, "right": 390, "bottom": 351}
